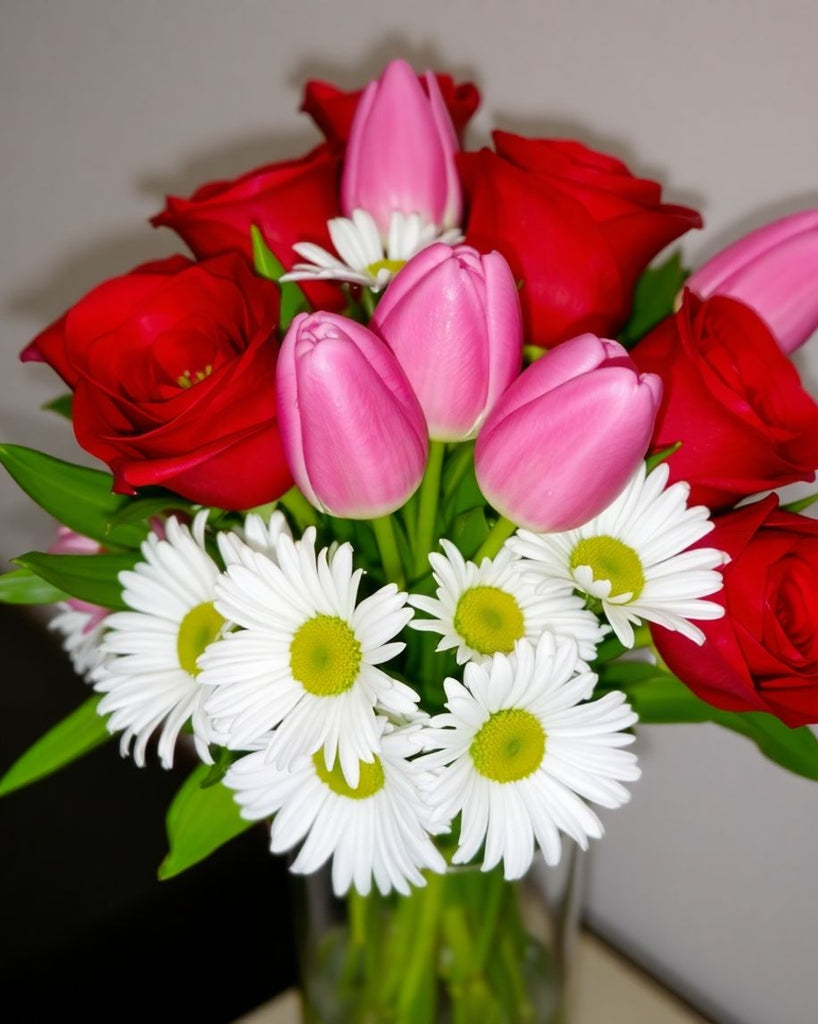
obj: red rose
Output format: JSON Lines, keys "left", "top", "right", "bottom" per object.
{"left": 459, "top": 132, "right": 702, "bottom": 347}
{"left": 631, "top": 293, "right": 818, "bottom": 510}
{"left": 150, "top": 144, "right": 344, "bottom": 311}
{"left": 301, "top": 72, "right": 480, "bottom": 145}
{"left": 21, "top": 254, "right": 292, "bottom": 510}
{"left": 652, "top": 495, "right": 818, "bottom": 727}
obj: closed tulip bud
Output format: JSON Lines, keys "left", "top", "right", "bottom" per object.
{"left": 276, "top": 312, "right": 428, "bottom": 518}
{"left": 686, "top": 210, "right": 818, "bottom": 355}
{"left": 341, "top": 59, "right": 462, "bottom": 236}
{"left": 475, "top": 334, "right": 662, "bottom": 532}
{"left": 371, "top": 243, "right": 523, "bottom": 440}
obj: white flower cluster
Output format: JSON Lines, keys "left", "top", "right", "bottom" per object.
{"left": 50, "top": 463, "right": 726, "bottom": 896}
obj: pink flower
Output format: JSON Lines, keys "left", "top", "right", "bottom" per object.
{"left": 475, "top": 335, "right": 662, "bottom": 531}
{"left": 276, "top": 312, "right": 428, "bottom": 518}
{"left": 372, "top": 244, "right": 523, "bottom": 440}
{"left": 49, "top": 526, "right": 109, "bottom": 626}
{"left": 686, "top": 210, "right": 818, "bottom": 355}
{"left": 341, "top": 59, "right": 462, "bottom": 236}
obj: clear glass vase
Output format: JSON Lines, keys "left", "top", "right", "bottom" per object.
{"left": 290, "top": 844, "right": 584, "bottom": 1024}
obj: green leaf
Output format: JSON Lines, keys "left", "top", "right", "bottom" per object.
{"left": 619, "top": 250, "right": 689, "bottom": 346}
{"left": 645, "top": 441, "right": 682, "bottom": 473}
{"left": 105, "top": 494, "right": 194, "bottom": 527}
{"left": 612, "top": 670, "right": 818, "bottom": 782}
{"left": 781, "top": 492, "right": 818, "bottom": 514}
{"left": 0, "top": 566, "right": 70, "bottom": 604}
{"left": 250, "top": 224, "right": 310, "bottom": 331}
{"left": 158, "top": 764, "right": 254, "bottom": 880}
{"left": 0, "top": 445, "right": 147, "bottom": 549}
{"left": 13, "top": 551, "right": 139, "bottom": 610}
{"left": 452, "top": 507, "right": 490, "bottom": 560}
{"left": 0, "top": 696, "right": 111, "bottom": 796}
{"left": 43, "top": 393, "right": 74, "bottom": 419}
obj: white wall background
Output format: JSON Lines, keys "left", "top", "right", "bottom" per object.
{"left": 2, "top": 3, "right": 818, "bottom": 1022}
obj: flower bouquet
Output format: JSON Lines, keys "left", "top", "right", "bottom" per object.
{"left": 3, "top": 57, "right": 818, "bottom": 1024}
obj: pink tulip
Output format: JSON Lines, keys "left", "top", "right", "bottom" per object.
{"left": 341, "top": 59, "right": 462, "bottom": 236}
{"left": 475, "top": 334, "right": 662, "bottom": 532}
{"left": 371, "top": 244, "right": 523, "bottom": 441}
{"left": 276, "top": 312, "right": 429, "bottom": 518}
{"left": 686, "top": 210, "right": 818, "bottom": 355}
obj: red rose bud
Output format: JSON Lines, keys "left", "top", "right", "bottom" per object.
{"left": 652, "top": 495, "right": 818, "bottom": 727}
{"left": 276, "top": 312, "right": 428, "bottom": 518}
{"left": 150, "top": 144, "right": 344, "bottom": 311}
{"left": 459, "top": 133, "right": 702, "bottom": 348}
{"left": 475, "top": 334, "right": 662, "bottom": 532}
{"left": 371, "top": 244, "right": 523, "bottom": 441}
{"left": 686, "top": 210, "right": 818, "bottom": 355}
{"left": 631, "top": 293, "right": 818, "bottom": 510}
{"left": 341, "top": 59, "right": 462, "bottom": 237}
{"left": 23, "top": 254, "right": 292, "bottom": 510}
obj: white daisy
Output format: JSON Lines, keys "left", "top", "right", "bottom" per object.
{"left": 409, "top": 539, "right": 605, "bottom": 665}
{"left": 199, "top": 528, "right": 419, "bottom": 787}
{"left": 280, "top": 208, "right": 463, "bottom": 292}
{"left": 508, "top": 463, "right": 729, "bottom": 647}
{"left": 216, "top": 509, "right": 292, "bottom": 568}
{"left": 90, "top": 511, "right": 227, "bottom": 768}
{"left": 421, "top": 633, "right": 640, "bottom": 880}
{"left": 225, "top": 720, "right": 446, "bottom": 896}
{"left": 49, "top": 601, "right": 109, "bottom": 678}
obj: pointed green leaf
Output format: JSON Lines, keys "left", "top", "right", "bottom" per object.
{"left": 620, "top": 250, "right": 689, "bottom": 346}
{"left": 781, "top": 492, "right": 818, "bottom": 514}
{"left": 43, "top": 393, "right": 74, "bottom": 419}
{"left": 0, "top": 445, "right": 147, "bottom": 549}
{"left": 105, "top": 494, "right": 194, "bottom": 527}
{"left": 158, "top": 764, "right": 254, "bottom": 879}
{"left": 250, "top": 224, "right": 310, "bottom": 330}
{"left": 613, "top": 670, "right": 818, "bottom": 781}
{"left": 0, "top": 696, "right": 111, "bottom": 796}
{"left": 13, "top": 551, "right": 138, "bottom": 611}
{"left": 645, "top": 441, "right": 682, "bottom": 473}
{"left": 0, "top": 567, "right": 70, "bottom": 604}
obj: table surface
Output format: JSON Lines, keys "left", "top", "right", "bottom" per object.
{"left": 235, "top": 929, "right": 710, "bottom": 1024}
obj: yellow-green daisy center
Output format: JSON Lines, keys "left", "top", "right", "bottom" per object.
{"left": 570, "top": 535, "right": 645, "bottom": 600}
{"left": 453, "top": 585, "right": 525, "bottom": 655}
{"left": 470, "top": 709, "right": 546, "bottom": 783}
{"left": 366, "top": 257, "right": 406, "bottom": 279}
{"left": 177, "top": 601, "right": 225, "bottom": 677}
{"left": 290, "top": 615, "right": 362, "bottom": 696}
{"left": 313, "top": 752, "right": 385, "bottom": 799}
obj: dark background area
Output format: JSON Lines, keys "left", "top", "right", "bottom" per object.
{"left": 0, "top": 605, "right": 298, "bottom": 1023}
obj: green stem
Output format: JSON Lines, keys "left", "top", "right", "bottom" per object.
{"left": 372, "top": 515, "right": 406, "bottom": 589}
{"left": 413, "top": 440, "right": 446, "bottom": 578}
{"left": 442, "top": 441, "right": 474, "bottom": 497}
{"left": 473, "top": 515, "right": 517, "bottom": 563}
{"left": 360, "top": 287, "right": 377, "bottom": 319}
{"left": 397, "top": 872, "right": 445, "bottom": 1024}
{"left": 278, "top": 486, "right": 320, "bottom": 530}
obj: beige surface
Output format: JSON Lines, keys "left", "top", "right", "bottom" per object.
{"left": 235, "top": 930, "right": 709, "bottom": 1024}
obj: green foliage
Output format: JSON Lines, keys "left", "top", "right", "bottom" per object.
{"left": 619, "top": 250, "right": 689, "bottom": 347}
{"left": 42, "top": 393, "right": 73, "bottom": 419}
{"left": 599, "top": 661, "right": 818, "bottom": 782}
{"left": 250, "top": 224, "right": 310, "bottom": 331}
{"left": 0, "top": 697, "right": 111, "bottom": 797}
{"left": 0, "top": 445, "right": 147, "bottom": 549}
{"left": 158, "top": 763, "right": 254, "bottom": 880}
{"left": 13, "top": 551, "right": 138, "bottom": 610}
{"left": 0, "top": 566, "right": 69, "bottom": 604}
